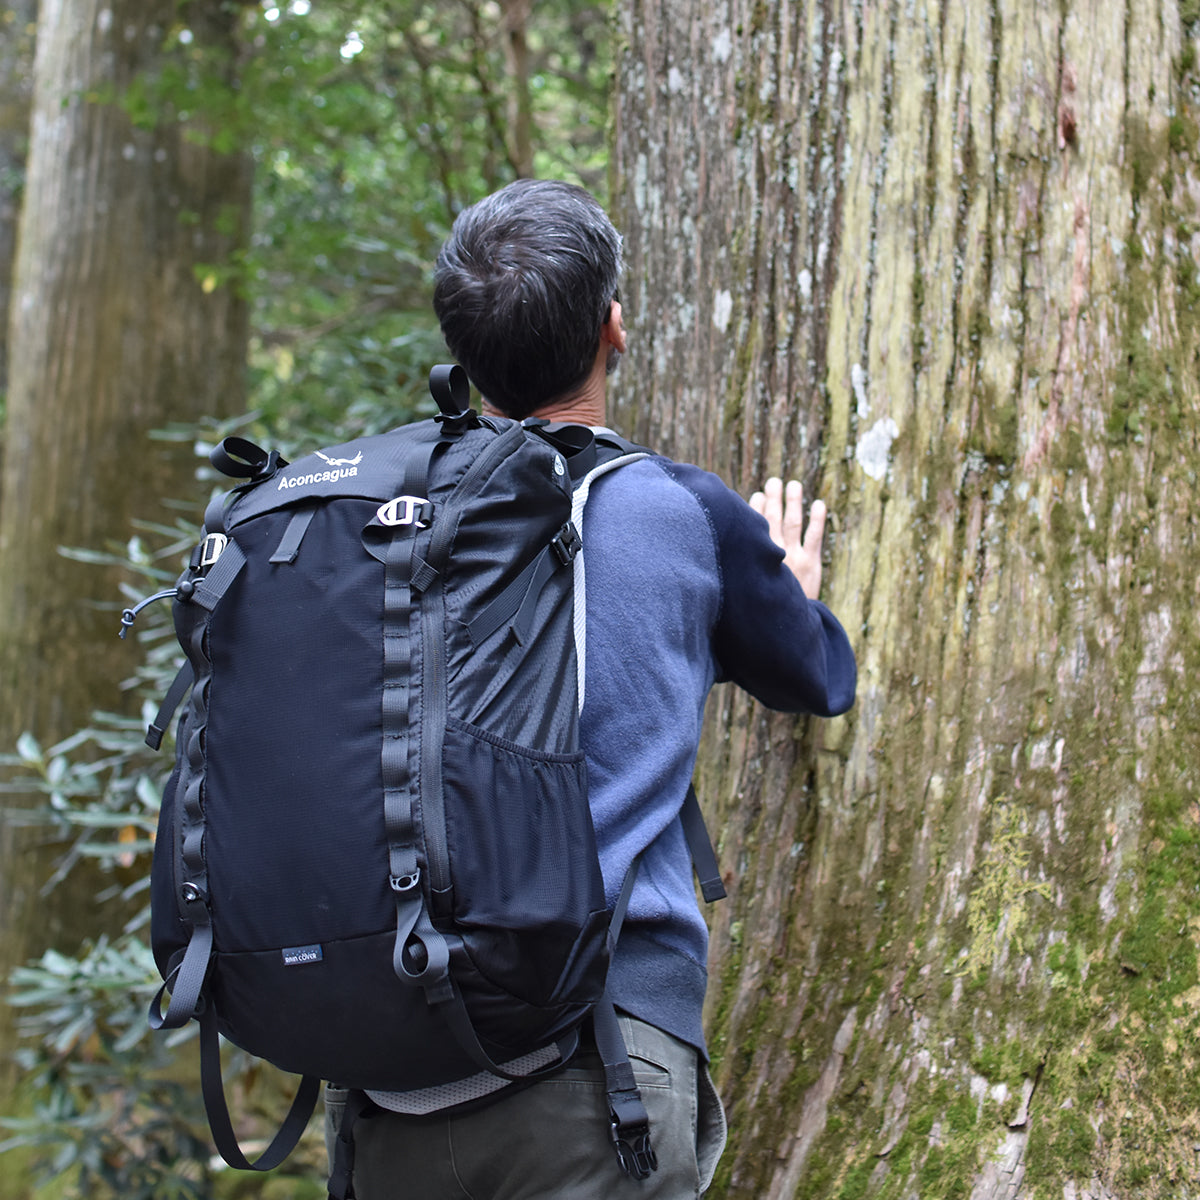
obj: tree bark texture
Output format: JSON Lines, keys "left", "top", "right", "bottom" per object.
{"left": 0, "top": 0, "right": 38, "bottom": 399}
{"left": 613, "top": 1, "right": 1200, "bottom": 1196}
{"left": 1, "top": 0, "right": 250, "bottom": 744}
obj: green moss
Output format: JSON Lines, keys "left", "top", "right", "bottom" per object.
{"left": 965, "top": 384, "right": 1018, "bottom": 464}
{"left": 1027, "top": 1107, "right": 1096, "bottom": 1185}
{"left": 723, "top": 309, "right": 759, "bottom": 431}
{"left": 959, "top": 803, "right": 1052, "bottom": 979}
{"left": 837, "top": 1162, "right": 872, "bottom": 1200}
{"left": 1126, "top": 114, "right": 1167, "bottom": 204}
{"left": 909, "top": 1109, "right": 935, "bottom": 1138}
{"left": 1168, "top": 114, "right": 1197, "bottom": 156}
{"left": 1119, "top": 828, "right": 1200, "bottom": 1004}
{"left": 970, "top": 1037, "right": 1042, "bottom": 1085}
{"left": 967, "top": 305, "right": 991, "bottom": 346}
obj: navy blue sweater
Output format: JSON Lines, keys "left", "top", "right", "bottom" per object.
{"left": 578, "top": 454, "right": 857, "bottom": 1056}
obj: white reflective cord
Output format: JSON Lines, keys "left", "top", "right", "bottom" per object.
{"left": 571, "top": 453, "right": 650, "bottom": 713}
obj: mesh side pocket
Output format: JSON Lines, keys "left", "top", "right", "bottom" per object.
{"left": 440, "top": 717, "right": 608, "bottom": 1009}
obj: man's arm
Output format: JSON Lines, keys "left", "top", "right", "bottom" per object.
{"left": 658, "top": 461, "right": 857, "bottom": 717}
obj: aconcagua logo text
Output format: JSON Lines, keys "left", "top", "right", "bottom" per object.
{"left": 277, "top": 449, "right": 362, "bottom": 491}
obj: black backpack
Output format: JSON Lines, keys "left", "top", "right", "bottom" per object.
{"left": 124, "top": 367, "right": 726, "bottom": 1190}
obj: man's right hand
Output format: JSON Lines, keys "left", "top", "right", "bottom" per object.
{"left": 749, "top": 477, "right": 826, "bottom": 600}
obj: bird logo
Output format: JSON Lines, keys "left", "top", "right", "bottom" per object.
{"left": 315, "top": 450, "right": 363, "bottom": 467}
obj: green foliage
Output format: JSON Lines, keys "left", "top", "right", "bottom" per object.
{"left": 0, "top": 939, "right": 214, "bottom": 1200}
{"left": 232, "top": 0, "right": 610, "bottom": 444}
{"left": 0, "top": 515, "right": 213, "bottom": 1198}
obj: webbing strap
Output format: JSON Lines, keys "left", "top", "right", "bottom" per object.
{"left": 203, "top": 490, "right": 228, "bottom": 535}
{"left": 591, "top": 854, "right": 656, "bottom": 1179}
{"left": 146, "top": 616, "right": 215, "bottom": 1028}
{"left": 391, "top": 893, "right": 451, "bottom": 1001}
{"left": 379, "top": 433, "right": 457, "bottom": 1000}
{"left": 147, "top": 913, "right": 212, "bottom": 1030}
{"left": 209, "top": 436, "right": 275, "bottom": 480}
{"left": 465, "top": 546, "right": 544, "bottom": 647}
{"left": 145, "top": 661, "right": 194, "bottom": 750}
{"left": 198, "top": 1002, "right": 320, "bottom": 1172}
{"left": 156, "top": 601, "right": 215, "bottom": 1028}
{"left": 191, "top": 538, "right": 247, "bottom": 611}
{"left": 526, "top": 421, "right": 598, "bottom": 480}
{"left": 382, "top": 525, "right": 420, "bottom": 895}
{"left": 436, "top": 981, "right": 578, "bottom": 1082}
{"left": 610, "top": 852, "right": 641, "bottom": 946}
{"left": 681, "top": 785, "right": 727, "bottom": 902}
{"left": 593, "top": 998, "right": 657, "bottom": 1180}
{"left": 465, "top": 531, "right": 577, "bottom": 649}
{"left": 269, "top": 504, "right": 318, "bottom": 564}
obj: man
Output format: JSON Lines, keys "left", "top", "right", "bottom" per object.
{"left": 327, "top": 179, "right": 857, "bottom": 1198}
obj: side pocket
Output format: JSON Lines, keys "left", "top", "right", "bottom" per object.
{"left": 441, "top": 717, "right": 608, "bottom": 1008}
{"left": 696, "top": 1065, "right": 728, "bottom": 1192}
{"left": 323, "top": 1085, "right": 349, "bottom": 1170}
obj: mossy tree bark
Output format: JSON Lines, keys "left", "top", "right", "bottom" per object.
{"left": 0, "top": 0, "right": 250, "bottom": 1086}
{"left": 613, "top": 0, "right": 1200, "bottom": 1196}
{"left": 0, "top": 0, "right": 37, "bottom": 403}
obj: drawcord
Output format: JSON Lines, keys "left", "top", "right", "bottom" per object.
{"left": 119, "top": 586, "right": 188, "bottom": 638}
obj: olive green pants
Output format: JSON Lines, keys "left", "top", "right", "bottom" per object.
{"left": 325, "top": 1017, "right": 726, "bottom": 1199}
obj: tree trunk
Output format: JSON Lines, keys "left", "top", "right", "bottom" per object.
{"left": 0, "top": 0, "right": 250, "bottom": 1098}
{"left": 613, "top": 1, "right": 1200, "bottom": 1196}
{"left": 0, "top": 0, "right": 38, "bottom": 442}
{"left": 2, "top": 0, "right": 250, "bottom": 738}
{"left": 499, "top": 0, "right": 534, "bottom": 177}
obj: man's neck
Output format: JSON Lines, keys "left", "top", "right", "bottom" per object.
{"left": 486, "top": 358, "right": 609, "bottom": 427}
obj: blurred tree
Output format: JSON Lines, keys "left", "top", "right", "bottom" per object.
{"left": 612, "top": 0, "right": 1200, "bottom": 1196}
{"left": 0, "top": 0, "right": 37, "bottom": 420}
{"left": 1, "top": 0, "right": 252, "bottom": 773}
{"left": 0, "top": 0, "right": 252, "bottom": 1154}
{"left": 0, "top": 0, "right": 39, "bottom": 1121}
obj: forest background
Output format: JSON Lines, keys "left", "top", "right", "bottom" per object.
{"left": 0, "top": 1, "right": 609, "bottom": 1197}
{"left": 4, "top": 1, "right": 1200, "bottom": 1199}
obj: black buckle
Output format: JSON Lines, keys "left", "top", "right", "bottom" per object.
{"left": 252, "top": 447, "right": 288, "bottom": 482}
{"left": 609, "top": 1113, "right": 657, "bottom": 1180}
{"left": 551, "top": 521, "right": 582, "bottom": 565}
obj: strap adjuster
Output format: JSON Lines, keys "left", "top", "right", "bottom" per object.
{"left": 608, "top": 1109, "right": 657, "bottom": 1180}
{"left": 377, "top": 496, "right": 433, "bottom": 529}
{"left": 199, "top": 532, "right": 228, "bottom": 568}
{"left": 551, "top": 521, "right": 582, "bottom": 565}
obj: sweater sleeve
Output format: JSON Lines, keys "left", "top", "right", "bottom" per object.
{"left": 660, "top": 461, "right": 857, "bottom": 717}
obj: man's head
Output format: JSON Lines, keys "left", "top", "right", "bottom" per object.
{"left": 433, "top": 179, "right": 623, "bottom": 419}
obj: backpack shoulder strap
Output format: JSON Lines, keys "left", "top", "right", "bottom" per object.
{"left": 681, "top": 784, "right": 726, "bottom": 902}
{"left": 568, "top": 443, "right": 652, "bottom": 713}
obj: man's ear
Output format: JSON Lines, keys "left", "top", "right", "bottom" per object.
{"left": 602, "top": 299, "right": 627, "bottom": 355}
